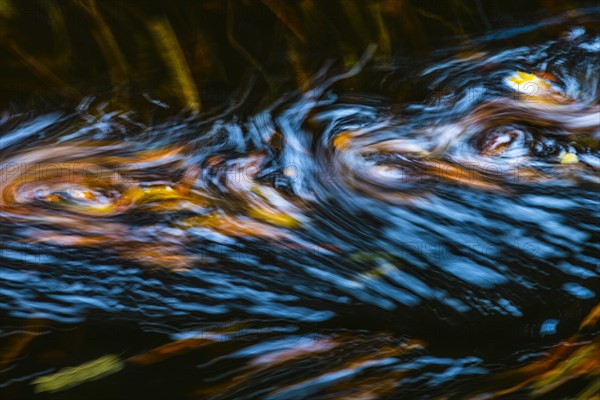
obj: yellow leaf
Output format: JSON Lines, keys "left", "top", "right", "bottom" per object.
{"left": 580, "top": 305, "right": 600, "bottom": 331}
{"left": 0, "top": 0, "right": 17, "bottom": 18}
{"left": 248, "top": 206, "right": 300, "bottom": 228}
{"left": 518, "top": 70, "right": 535, "bottom": 81}
{"left": 507, "top": 70, "right": 552, "bottom": 89}
{"left": 32, "top": 355, "right": 124, "bottom": 393}
{"left": 333, "top": 131, "right": 355, "bottom": 151}
{"left": 147, "top": 18, "right": 201, "bottom": 112}
{"left": 560, "top": 152, "right": 579, "bottom": 165}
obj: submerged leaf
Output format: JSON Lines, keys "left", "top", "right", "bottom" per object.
{"left": 32, "top": 354, "right": 124, "bottom": 393}
{"left": 580, "top": 305, "right": 600, "bottom": 331}
{"left": 147, "top": 17, "right": 201, "bottom": 112}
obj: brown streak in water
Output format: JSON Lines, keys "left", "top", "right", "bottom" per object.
{"left": 466, "top": 306, "right": 600, "bottom": 399}
{"left": 0, "top": 319, "right": 46, "bottom": 367}
{"left": 127, "top": 337, "right": 214, "bottom": 366}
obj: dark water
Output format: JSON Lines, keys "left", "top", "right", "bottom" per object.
{"left": 1, "top": 7, "right": 599, "bottom": 400}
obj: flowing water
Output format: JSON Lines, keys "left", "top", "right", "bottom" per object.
{"left": 1, "top": 8, "right": 599, "bottom": 400}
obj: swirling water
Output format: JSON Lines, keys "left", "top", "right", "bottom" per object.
{"left": 1, "top": 12, "right": 599, "bottom": 400}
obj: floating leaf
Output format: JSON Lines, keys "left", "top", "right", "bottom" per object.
{"left": 505, "top": 70, "right": 568, "bottom": 104}
{"left": 333, "top": 131, "right": 355, "bottom": 151}
{"left": 248, "top": 206, "right": 300, "bottom": 228}
{"left": 507, "top": 71, "right": 547, "bottom": 87}
{"left": 559, "top": 152, "right": 579, "bottom": 164}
